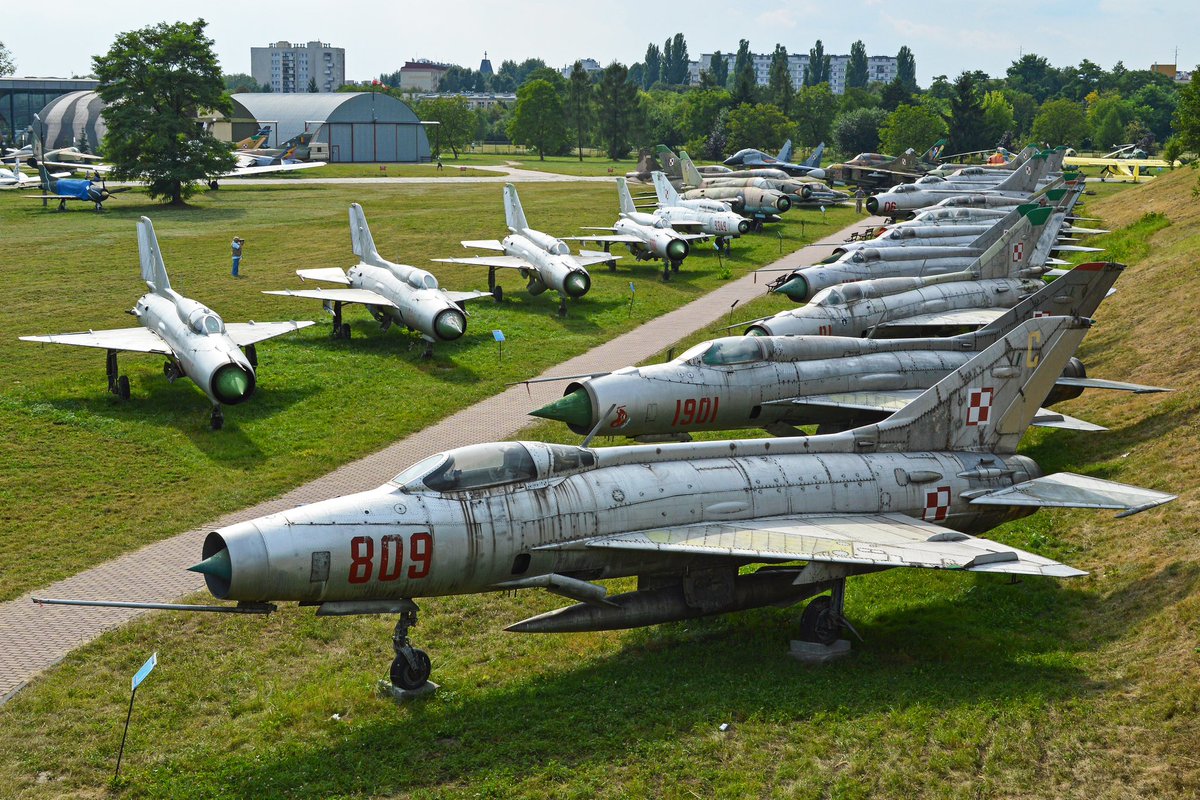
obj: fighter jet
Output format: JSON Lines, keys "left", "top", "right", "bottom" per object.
{"left": 722, "top": 140, "right": 827, "bottom": 179}
{"left": 529, "top": 263, "right": 1166, "bottom": 439}
{"left": 433, "top": 184, "right": 612, "bottom": 315}
{"left": 20, "top": 218, "right": 314, "bottom": 429}
{"left": 925, "top": 146, "right": 1039, "bottom": 178}
{"left": 563, "top": 178, "right": 706, "bottom": 280}
{"left": 653, "top": 146, "right": 791, "bottom": 228}
{"left": 648, "top": 171, "right": 750, "bottom": 250}
{"left": 263, "top": 204, "right": 493, "bottom": 356}
{"left": 866, "top": 153, "right": 1056, "bottom": 217}
{"left": 825, "top": 139, "right": 948, "bottom": 189}
{"left": 55, "top": 316, "right": 1170, "bottom": 689}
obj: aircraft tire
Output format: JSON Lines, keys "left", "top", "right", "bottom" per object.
{"left": 493, "top": 285, "right": 504, "bottom": 303}
{"left": 391, "top": 648, "right": 432, "bottom": 690}
{"left": 117, "top": 375, "right": 131, "bottom": 401}
{"left": 798, "top": 595, "right": 840, "bottom": 645}
{"left": 339, "top": 323, "right": 352, "bottom": 340}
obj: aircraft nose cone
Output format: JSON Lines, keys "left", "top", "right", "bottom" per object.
{"left": 745, "top": 324, "right": 770, "bottom": 337}
{"left": 434, "top": 308, "right": 466, "bottom": 340}
{"left": 531, "top": 389, "right": 594, "bottom": 429}
{"left": 808, "top": 168, "right": 826, "bottom": 180}
{"left": 211, "top": 363, "right": 255, "bottom": 405}
{"left": 188, "top": 547, "right": 232, "bottom": 584}
{"left": 866, "top": 196, "right": 880, "bottom": 214}
{"left": 564, "top": 270, "right": 591, "bottom": 298}
{"left": 772, "top": 275, "right": 810, "bottom": 302}
{"left": 737, "top": 219, "right": 750, "bottom": 234}
{"left": 667, "top": 239, "right": 688, "bottom": 261}
{"left": 776, "top": 195, "right": 791, "bottom": 212}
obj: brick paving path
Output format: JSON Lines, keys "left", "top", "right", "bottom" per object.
{"left": 0, "top": 215, "right": 885, "bottom": 703}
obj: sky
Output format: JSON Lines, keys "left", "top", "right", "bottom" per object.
{"left": 7, "top": 0, "right": 1198, "bottom": 87}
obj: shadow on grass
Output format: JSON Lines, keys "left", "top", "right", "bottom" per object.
{"left": 180, "top": 569, "right": 1163, "bottom": 797}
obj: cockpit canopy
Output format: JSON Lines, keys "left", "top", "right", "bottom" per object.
{"left": 677, "top": 336, "right": 765, "bottom": 367}
{"left": 391, "top": 442, "right": 596, "bottom": 494}
{"left": 812, "top": 282, "right": 869, "bottom": 307}
{"left": 548, "top": 240, "right": 570, "bottom": 256}
{"left": 182, "top": 304, "right": 224, "bottom": 335}
{"left": 915, "top": 176, "right": 945, "bottom": 185}
{"left": 850, "top": 248, "right": 881, "bottom": 262}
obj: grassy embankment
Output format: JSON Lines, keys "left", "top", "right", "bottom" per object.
{"left": 0, "top": 181, "right": 851, "bottom": 602}
{"left": 0, "top": 171, "right": 1196, "bottom": 797}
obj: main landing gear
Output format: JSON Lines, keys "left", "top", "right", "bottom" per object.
{"left": 106, "top": 349, "right": 130, "bottom": 401}
{"left": 797, "top": 579, "right": 856, "bottom": 646}
{"left": 488, "top": 267, "right": 504, "bottom": 303}
{"left": 556, "top": 295, "right": 568, "bottom": 318}
{"left": 390, "top": 602, "right": 432, "bottom": 690}
{"left": 210, "top": 406, "right": 224, "bottom": 431}
{"left": 328, "top": 301, "right": 351, "bottom": 340}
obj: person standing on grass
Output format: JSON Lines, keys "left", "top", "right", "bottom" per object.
{"left": 231, "top": 236, "right": 244, "bottom": 277}
{"left": 854, "top": 187, "right": 866, "bottom": 214}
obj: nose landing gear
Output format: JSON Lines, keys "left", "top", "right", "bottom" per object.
{"left": 390, "top": 603, "right": 432, "bottom": 691}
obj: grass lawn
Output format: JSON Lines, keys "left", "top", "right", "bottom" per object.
{"left": 3, "top": 173, "right": 1196, "bottom": 799}
{"left": 0, "top": 182, "right": 854, "bottom": 602}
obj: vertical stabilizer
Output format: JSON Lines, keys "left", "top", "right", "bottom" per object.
{"left": 995, "top": 151, "right": 1047, "bottom": 193}
{"left": 776, "top": 139, "right": 794, "bottom": 163}
{"left": 137, "top": 217, "right": 172, "bottom": 295}
{"left": 348, "top": 203, "right": 382, "bottom": 264}
{"left": 655, "top": 145, "right": 683, "bottom": 183}
{"left": 802, "top": 142, "right": 825, "bottom": 168}
{"left": 616, "top": 177, "right": 636, "bottom": 215}
{"left": 504, "top": 183, "right": 529, "bottom": 232}
{"left": 922, "top": 138, "right": 947, "bottom": 163}
{"left": 972, "top": 206, "right": 1051, "bottom": 279}
{"left": 651, "top": 170, "right": 682, "bottom": 207}
{"left": 972, "top": 262, "right": 1122, "bottom": 347}
{"left": 859, "top": 316, "right": 1090, "bottom": 454}
{"left": 679, "top": 150, "right": 704, "bottom": 188}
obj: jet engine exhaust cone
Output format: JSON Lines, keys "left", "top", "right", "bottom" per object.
{"left": 776, "top": 195, "right": 791, "bottom": 212}
{"left": 211, "top": 364, "right": 256, "bottom": 405}
{"left": 745, "top": 324, "right": 770, "bottom": 337}
{"left": 434, "top": 308, "right": 466, "bottom": 340}
{"left": 188, "top": 547, "right": 232, "bottom": 585}
{"left": 530, "top": 388, "right": 594, "bottom": 431}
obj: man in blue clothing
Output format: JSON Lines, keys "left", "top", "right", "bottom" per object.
{"left": 231, "top": 236, "right": 244, "bottom": 277}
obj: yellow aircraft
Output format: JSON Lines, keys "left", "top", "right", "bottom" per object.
{"left": 1063, "top": 145, "right": 1177, "bottom": 182}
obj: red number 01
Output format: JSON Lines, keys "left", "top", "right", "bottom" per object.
{"left": 347, "top": 533, "right": 433, "bottom": 583}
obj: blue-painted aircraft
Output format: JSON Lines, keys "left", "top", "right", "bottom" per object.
{"left": 722, "top": 140, "right": 826, "bottom": 179}
{"left": 27, "top": 161, "right": 127, "bottom": 211}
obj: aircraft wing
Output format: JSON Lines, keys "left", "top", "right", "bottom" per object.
{"left": 576, "top": 250, "right": 622, "bottom": 267}
{"left": 680, "top": 233, "right": 710, "bottom": 241}
{"left": 563, "top": 234, "right": 643, "bottom": 245}
{"left": 443, "top": 290, "right": 495, "bottom": 303}
{"left": 222, "top": 320, "right": 315, "bottom": 346}
{"left": 775, "top": 390, "right": 1105, "bottom": 430}
{"left": 539, "top": 512, "right": 1084, "bottom": 577}
{"left": 19, "top": 327, "right": 171, "bottom": 355}
{"left": 262, "top": 288, "right": 397, "bottom": 307}
{"left": 460, "top": 239, "right": 506, "bottom": 252}
{"left": 432, "top": 255, "right": 535, "bottom": 270}
{"left": 1054, "top": 377, "right": 1170, "bottom": 393}
{"left": 223, "top": 161, "right": 326, "bottom": 178}
{"left": 968, "top": 473, "right": 1175, "bottom": 516}
{"left": 871, "top": 308, "right": 1006, "bottom": 331}
{"left": 665, "top": 221, "right": 705, "bottom": 233}
{"left": 43, "top": 159, "right": 112, "bottom": 174}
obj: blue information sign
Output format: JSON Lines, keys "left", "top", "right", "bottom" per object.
{"left": 492, "top": 330, "right": 505, "bottom": 342}
{"left": 132, "top": 652, "right": 157, "bottom": 691}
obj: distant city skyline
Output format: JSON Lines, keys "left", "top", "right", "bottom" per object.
{"left": 6, "top": 0, "right": 1196, "bottom": 88}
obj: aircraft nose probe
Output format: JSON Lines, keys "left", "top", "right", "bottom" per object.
{"left": 530, "top": 389, "right": 594, "bottom": 431}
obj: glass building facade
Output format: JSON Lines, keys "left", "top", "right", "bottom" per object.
{"left": 0, "top": 78, "right": 99, "bottom": 147}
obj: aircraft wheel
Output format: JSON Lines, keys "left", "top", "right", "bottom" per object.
{"left": 798, "top": 595, "right": 840, "bottom": 645}
{"left": 210, "top": 407, "right": 224, "bottom": 431}
{"left": 390, "top": 648, "right": 432, "bottom": 690}
{"left": 209, "top": 180, "right": 220, "bottom": 190}
{"left": 116, "top": 375, "right": 131, "bottom": 401}
{"left": 493, "top": 285, "right": 504, "bottom": 303}
{"left": 339, "top": 323, "right": 352, "bottom": 340}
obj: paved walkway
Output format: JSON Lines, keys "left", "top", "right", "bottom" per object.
{"left": 0, "top": 215, "right": 885, "bottom": 703}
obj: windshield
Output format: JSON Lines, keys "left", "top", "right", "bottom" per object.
{"left": 549, "top": 240, "right": 570, "bottom": 255}
{"left": 812, "top": 287, "right": 844, "bottom": 307}
{"left": 407, "top": 271, "right": 439, "bottom": 290}
{"left": 189, "top": 312, "right": 224, "bottom": 335}
{"left": 400, "top": 443, "right": 537, "bottom": 493}
{"left": 700, "top": 337, "right": 763, "bottom": 366}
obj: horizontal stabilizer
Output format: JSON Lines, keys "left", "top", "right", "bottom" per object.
{"left": 443, "top": 289, "right": 494, "bottom": 303}
{"left": 1054, "top": 376, "right": 1171, "bottom": 393}
{"left": 968, "top": 473, "right": 1176, "bottom": 516}
{"left": 1030, "top": 409, "right": 1106, "bottom": 431}
{"left": 1051, "top": 244, "right": 1105, "bottom": 253}
{"left": 460, "top": 239, "right": 506, "bottom": 251}
{"left": 296, "top": 267, "right": 351, "bottom": 284}
{"left": 576, "top": 251, "right": 621, "bottom": 267}
{"left": 873, "top": 308, "right": 1004, "bottom": 331}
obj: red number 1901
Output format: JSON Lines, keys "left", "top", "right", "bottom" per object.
{"left": 348, "top": 532, "right": 433, "bottom": 584}
{"left": 672, "top": 396, "right": 720, "bottom": 427}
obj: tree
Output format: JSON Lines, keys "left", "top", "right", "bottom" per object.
{"left": 846, "top": 40, "right": 868, "bottom": 90}
{"left": 596, "top": 62, "right": 641, "bottom": 160}
{"left": 833, "top": 107, "right": 888, "bottom": 155}
{"left": 840, "top": 86, "right": 880, "bottom": 114}
{"left": 0, "top": 40, "right": 13, "bottom": 76}
{"left": 643, "top": 44, "right": 661, "bottom": 89}
{"left": 566, "top": 61, "right": 593, "bottom": 161}
{"left": 707, "top": 50, "right": 729, "bottom": 89}
{"left": 880, "top": 77, "right": 911, "bottom": 111}
{"left": 732, "top": 39, "right": 756, "bottom": 105}
{"left": 416, "top": 96, "right": 474, "bottom": 158}
{"left": 1002, "top": 88, "right": 1038, "bottom": 137}
{"left": 1093, "top": 107, "right": 1125, "bottom": 150}
{"left": 668, "top": 33, "right": 689, "bottom": 84}
{"left": 222, "top": 72, "right": 258, "bottom": 93}
{"left": 702, "top": 109, "right": 730, "bottom": 162}
{"left": 1005, "top": 54, "right": 1060, "bottom": 103}
{"left": 307, "top": 77, "right": 318, "bottom": 93}
{"left": 641, "top": 90, "right": 684, "bottom": 150}
{"left": 726, "top": 103, "right": 793, "bottom": 153}
{"left": 1031, "top": 98, "right": 1089, "bottom": 147}
{"left": 92, "top": 19, "right": 233, "bottom": 205}
{"left": 507, "top": 79, "right": 567, "bottom": 159}
{"left": 879, "top": 104, "right": 948, "bottom": 156}
{"left": 948, "top": 71, "right": 986, "bottom": 153}
{"left": 793, "top": 82, "right": 837, "bottom": 146}
{"left": 804, "top": 39, "right": 830, "bottom": 87}
{"left": 981, "top": 91, "right": 1016, "bottom": 147}
{"left": 896, "top": 45, "right": 917, "bottom": 92}
{"left": 661, "top": 38, "right": 673, "bottom": 86}
{"left": 767, "top": 44, "right": 794, "bottom": 115}
{"left": 681, "top": 88, "right": 732, "bottom": 152}
{"left": 1173, "top": 75, "right": 1200, "bottom": 154}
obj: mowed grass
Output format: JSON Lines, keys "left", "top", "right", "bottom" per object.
{"left": 1, "top": 172, "right": 1198, "bottom": 798}
{"left": 0, "top": 183, "right": 854, "bottom": 601}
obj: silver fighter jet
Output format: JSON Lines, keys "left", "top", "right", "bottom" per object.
{"left": 649, "top": 171, "right": 750, "bottom": 250}
{"left": 433, "top": 184, "right": 613, "bottom": 316}
{"left": 20, "top": 218, "right": 314, "bottom": 429}
{"left": 264, "top": 204, "right": 492, "bottom": 357}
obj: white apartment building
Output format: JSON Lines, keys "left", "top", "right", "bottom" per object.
{"left": 251, "top": 41, "right": 346, "bottom": 93}
{"left": 690, "top": 51, "right": 899, "bottom": 94}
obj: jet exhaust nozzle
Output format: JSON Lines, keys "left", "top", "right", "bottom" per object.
{"left": 866, "top": 196, "right": 880, "bottom": 215}
{"left": 737, "top": 220, "right": 751, "bottom": 234}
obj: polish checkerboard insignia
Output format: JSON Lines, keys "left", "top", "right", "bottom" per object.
{"left": 1012, "top": 242, "right": 1024, "bottom": 262}
{"left": 966, "top": 387, "right": 995, "bottom": 426}
{"left": 923, "top": 486, "right": 951, "bottom": 522}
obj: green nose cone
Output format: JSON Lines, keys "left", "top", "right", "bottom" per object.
{"left": 188, "top": 548, "right": 231, "bottom": 583}
{"left": 564, "top": 271, "right": 591, "bottom": 298}
{"left": 435, "top": 309, "right": 465, "bottom": 340}
{"left": 530, "top": 389, "right": 593, "bottom": 428}
{"left": 772, "top": 276, "right": 809, "bottom": 301}
{"left": 667, "top": 239, "right": 688, "bottom": 261}
{"left": 213, "top": 364, "right": 253, "bottom": 404}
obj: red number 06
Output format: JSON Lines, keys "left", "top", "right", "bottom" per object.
{"left": 347, "top": 532, "right": 433, "bottom": 584}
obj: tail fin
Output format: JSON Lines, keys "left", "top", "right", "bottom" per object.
{"left": 860, "top": 316, "right": 1090, "bottom": 454}
{"left": 504, "top": 183, "right": 529, "bottom": 232}
{"left": 776, "top": 139, "right": 794, "bottom": 163}
{"left": 995, "top": 151, "right": 1048, "bottom": 193}
{"left": 37, "top": 160, "right": 52, "bottom": 191}
{"left": 678, "top": 150, "right": 704, "bottom": 187}
{"left": 972, "top": 206, "right": 1052, "bottom": 280}
{"left": 137, "top": 217, "right": 172, "bottom": 295}
{"left": 349, "top": 203, "right": 382, "bottom": 264}
{"left": 972, "top": 262, "right": 1121, "bottom": 348}
{"left": 802, "top": 142, "right": 825, "bottom": 168}
{"left": 616, "top": 177, "right": 637, "bottom": 215}
{"left": 633, "top": 148, "right": 659, "bottom": 175}
{"left": 651, "top": 170, "right": 682, "bottom": 206}
{"left": 922, "top": 138, "right": 947, "bottom": 163}
{"left": 655, "top": 145, "right": 683, "bottom": 183}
